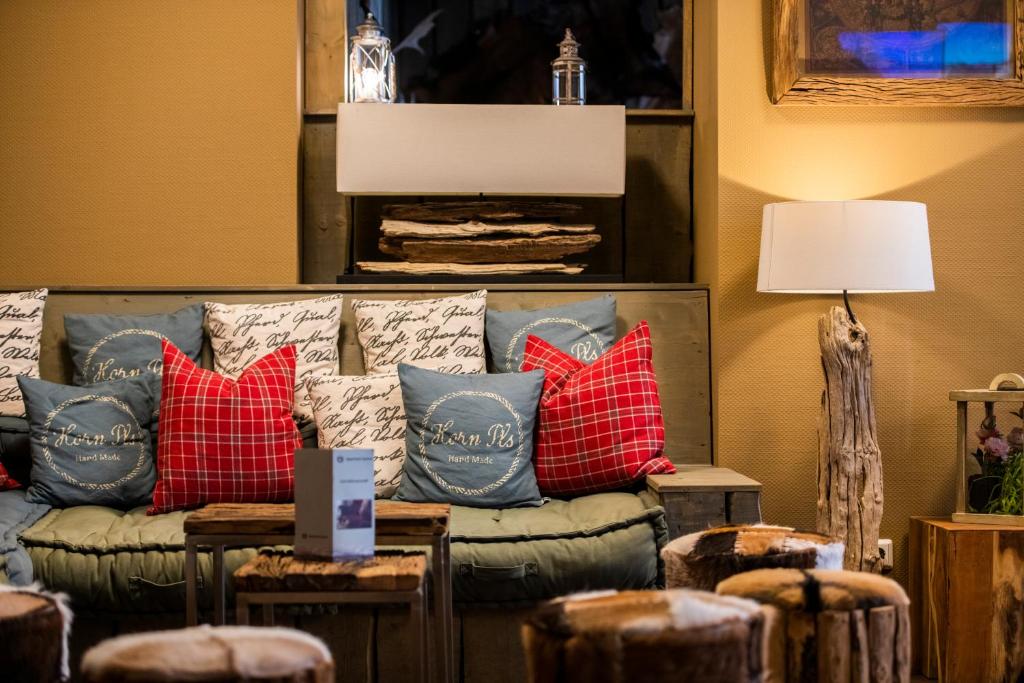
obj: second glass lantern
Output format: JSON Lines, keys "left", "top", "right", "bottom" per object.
{"left": 348, "top": 12, "right": 396, "bottom": 103}
{"left": 552, "top": 29, "right": 586, "bottom": 105}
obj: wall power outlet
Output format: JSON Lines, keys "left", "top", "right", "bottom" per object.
{"left": 878, "top": 538, "right": 894, "bottom": 572}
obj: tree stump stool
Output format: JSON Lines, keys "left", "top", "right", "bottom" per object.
{"left": 521, "top": 589, "right": 766, "bottom": 683}
{"left": 80, "top": 625, "right": 334, "bottom": 683}
{"left": 0, "top": 587, "right": 69, "bottom": 683}
{"left": 716, "top": 568, "right": 911, "bottom": 683}
{"left": 661, "top": 524, "right": 844, "bottom": 590}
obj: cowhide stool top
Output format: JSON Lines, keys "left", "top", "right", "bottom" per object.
{"left": 80, "top": 625, "right": 334, "bottom": 683}
{"left": 0, "top": 583, "right": 72, "bottom": 683}
{"left": 717, "top": 568, "right": 911, "bottom": 683}
{"left": 522, "top": 589, "right": 766, "bottom": 683}
{"left": 661, "top": 524, "right": 845, "bottom": 590}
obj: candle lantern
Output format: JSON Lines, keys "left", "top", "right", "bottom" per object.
{"left": 552, "top": 28, "right": 586, "bottom": 105}
{"left": 348, "top": 11, "right": 396, "bottom": 103}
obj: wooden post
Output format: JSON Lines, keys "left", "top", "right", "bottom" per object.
{"left": 817, "top": 306, "right": 884, "bottom": 572}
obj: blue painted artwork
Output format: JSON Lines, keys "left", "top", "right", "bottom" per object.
{"left": 805, "top": 1, "right": 1013, "bottom": 79}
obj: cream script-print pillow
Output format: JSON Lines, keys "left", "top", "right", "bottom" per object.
{"left": 0, "top": 288, "right": 47, "bottom": 417}
{"left": 306, "top": 374, "right": 406, "bottom": 498}
{"left": 205, "top": 294, "right": 343, "bottom": 421}
{"left": 350, "top": 290, "right": 486, "bottom": 375}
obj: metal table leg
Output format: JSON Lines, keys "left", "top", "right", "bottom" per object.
{"left": 432, "top": 533, "right": 453, "bottom": 683}
{"left": 411, "top": 586, "right": 427, "bottom": 683}
{"left": 441, "top": 533, "right": 453, "bottom": 681}
{"left": 185, "top": 539, "right": 198, "bottom": 626}
{"left": 236, "top": 595, "right": 249, "bottom": 626}
{"left": 213, "top": 544, "right": 225, "bottom": 626}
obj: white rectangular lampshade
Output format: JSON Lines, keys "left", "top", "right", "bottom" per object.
{"left": 757, "top": 200, "right": 934, "bottom": 293}
{"left": 336, "top": 103, "right": 625, "bottom": 196}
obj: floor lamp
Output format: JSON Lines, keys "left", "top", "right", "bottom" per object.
{"left": 757, "top": 200, "right": 934, "bottom": 572}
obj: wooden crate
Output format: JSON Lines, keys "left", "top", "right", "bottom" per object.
{"left": 910, "top": 517, "right": 1024, "bottom": 682}
{"left": 949, "top": 374, "right": 1024, "bottom": 525}
{"left": 647, "top": 466, "right": 762, "bottom": 539}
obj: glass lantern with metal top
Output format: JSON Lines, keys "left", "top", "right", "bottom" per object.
{"left": 552, "top": 28, "right": 586, "bottom": 105}
{"left": 348, "top": 11, "right": 396, "bottom": 104}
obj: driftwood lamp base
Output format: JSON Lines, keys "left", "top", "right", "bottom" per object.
{"left": 817, "top": 305, "right": 883, "bottom": 572}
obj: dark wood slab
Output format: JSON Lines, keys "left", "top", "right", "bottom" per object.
{"left": 383, "top": 201, "right": 581, "bottom": 223}
{"left": 379, "top": 234, "right": 601, "bottom": 264}
{"left": 379, "top": 219, "right": 595, "bottom": 239}
{"left": 184, "top": 501, "right": 450, "bottom": 537}
{"left": 234, "top": 551, "right": 427, "bottom": 593}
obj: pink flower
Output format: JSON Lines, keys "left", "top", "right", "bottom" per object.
{"left": 985, "top": 437, "right": 1010, "bottom": 463}
{"left": 977, "top": 416, "right": 1001, "bottom": 444}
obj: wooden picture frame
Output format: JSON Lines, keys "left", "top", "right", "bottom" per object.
{"left": 770, "top": 0, "right": 1024, "bottom": 105}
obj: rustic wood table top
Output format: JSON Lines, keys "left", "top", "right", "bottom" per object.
{"left": 184, "top": 501, "right": 451, "bottom": 537}
{"left": 235, "top": 551, "right": 428, "bottom": 593}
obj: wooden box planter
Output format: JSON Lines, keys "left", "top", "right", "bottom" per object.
{"left": 951, "top": 374, "right": 1024, "bottom": 525}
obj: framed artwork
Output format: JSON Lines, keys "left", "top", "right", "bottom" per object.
{"left": 770, "top": 0, "right": 1024, "bottom": 104}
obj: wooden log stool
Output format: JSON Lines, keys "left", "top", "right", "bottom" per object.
{"left": 79, "top": 625, "right": 334, "bottom": 682}
{"left": 716, "top": 568, "right": 911, "bottom": 683}
{"left": 521, "top": 589, "right": 766, "bottom": 683}
{"left": 0, "top": 586, "right": 69, "bottom": 683}
{"left": 234, "top": 550, "right": 429, "bottom": 682}
{"left": 661, "top": 524, "right": 845, "bottom": 590}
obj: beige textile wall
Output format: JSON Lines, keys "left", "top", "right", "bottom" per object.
{"left": 0, "top": 1, "right": 299, "bottom": 286}
{"left": 699, "top": 0, "right": 1024, "bottom": 584}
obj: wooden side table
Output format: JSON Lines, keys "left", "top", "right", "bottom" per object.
{"left": 234, "top": 551, "right": 429, "bottom": 683}
{"left": 647, "top": 466, "right": 762, "bottom": 539}
{"left": 910, "top": 516, "right": 1024, "bottom": 682}
{"left": 183, "top": 501, "right": 452, "bottom": 683}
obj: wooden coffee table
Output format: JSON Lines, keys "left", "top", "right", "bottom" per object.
{"left": 183, "top": 501, "right": 452, "bottom": 683}
{"left": 234, "top": 551, "right": 429, "bottom": 683}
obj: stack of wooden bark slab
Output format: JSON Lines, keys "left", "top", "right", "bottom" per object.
{"left": 357, "top": 201, "right": 600, "bottom": 276}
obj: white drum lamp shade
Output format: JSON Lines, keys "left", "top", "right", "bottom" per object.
{"left": 336, "top": 103, "right": 625, "bottom": 196}
{"left": 757, "top": 200, "right": 934, "bottom": 293}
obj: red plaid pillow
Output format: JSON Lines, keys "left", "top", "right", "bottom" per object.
{"left": 522, "top": 320, "right": 674, "bottom": 496}
{"left": 148, "top": 340, "right": 302, "bottom": 514}
{"left": 0, "top": 463, "right": 19, "bottom": 491}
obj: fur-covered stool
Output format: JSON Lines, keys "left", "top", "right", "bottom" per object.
{"left": 521, "top": 589, "right": 766, "bottom": 682}
{"left": 0, "top": 584, "right": 71, "bottom": 683}
{"left": 661, "top": 524, "right": 844, "bottom": 590}
{"left": 717, "top": 568, "right": 911, "bottom": 683}
{"left": 80, "top": 625, "right": 334, "bottom": 683}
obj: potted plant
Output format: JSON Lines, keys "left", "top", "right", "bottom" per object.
{"left": 970, "top": 409, "right": 1024, "bottom": 513}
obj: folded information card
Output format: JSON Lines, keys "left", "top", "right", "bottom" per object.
{"left": 294, "top": 448, "right": 375, "bottom": 561}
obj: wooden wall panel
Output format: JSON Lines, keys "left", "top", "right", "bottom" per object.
{"left": 305, "top": 0, "right": 346, "bottom": 114}
{"left": 32, "top": 285, "right": 711, "bottom": 465}
{"left": 302, "top": 121, "right": 349, "bottom": 283}
{"left": 625, "top": 119, "right": 694, "bottom": 281}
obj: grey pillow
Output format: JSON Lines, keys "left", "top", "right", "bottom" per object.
{"left": 64, "top": 305, "right": 204, "bottom": 386}
{"left": 393, "top": 363, "right": 544, "bottom": 508}
{"left": 485, "top": 295, "right": 616, "bottom": 373}
{"left": 18, "top": 374, "right": 159, "bottom": 508}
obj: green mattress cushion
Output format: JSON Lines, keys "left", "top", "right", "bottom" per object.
{"left": 19, "top": 491, "right": 667, "bottom": 612}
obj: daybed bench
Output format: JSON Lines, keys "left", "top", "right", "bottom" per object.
{"left": 0, "top": 284, "right": 714, "bottom": 682}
